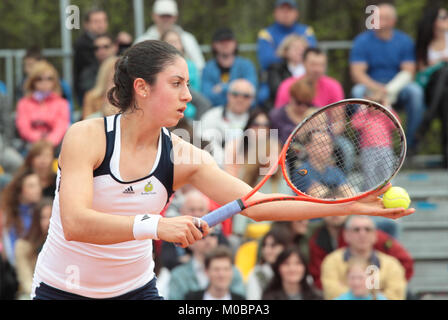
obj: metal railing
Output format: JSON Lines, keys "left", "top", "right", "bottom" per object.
{"left": 0, "top": 41, "right": 353, "bottom": 105}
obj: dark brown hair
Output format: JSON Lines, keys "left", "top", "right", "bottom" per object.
{"left": 204, "top": 245, "right": 233, "bottom": 270}
{"left": 1, "top": 169, "right": 38, "bottom": 234}
{"left": 24, "top": 197, "right": 53, "bottom": 254}
{"left": 107, "top": 40, "right": 183, "bottom": 113}
{"left": 16, "top": 140, "right": 55, "bottom": 184}
{"left": 262, "top": 246, "right": 320, "bottom": 300}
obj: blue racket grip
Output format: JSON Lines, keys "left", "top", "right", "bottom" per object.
{"left": 202, "top": 199, "right": 245, "bottom": 228}
{"left": 174, "top": 200, "right": 245, "bottom": 246}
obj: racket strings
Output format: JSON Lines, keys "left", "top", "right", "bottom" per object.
{"left": 285, "top": 102, "right": 405, "bottom": 200}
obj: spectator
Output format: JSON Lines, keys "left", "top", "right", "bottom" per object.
{"left": 274, "top": 49, "right": 355, "bottom": 172}
{"left": 160, "top": 189, "right": 229, "bottom": 271}
{"left": 15, "top": 61, "right": 70, "bottom": 152}
{"left": 290, "top": 129, "right": 354, "bottom": 198}
{"left": 224, "top": 108, "right": 289, "bottom": 239}
{"left": 321, "top": 216, "right": 407, "bottom": 300}
{"left": 257, "top": 0, "right": 317, "bottom": 71}
{"left": 352, "top": 93, "right": 397, "bottom": 191}
{"left": 15, "top": 140, "right": 56, "bottom": 198}
{"left": 134, "top": 0, "right": 205, "bottom": 71}
{"left": 161, "top": 28, "right": 203, "bottom": 119}
{"left": 82, "top": 56, "right": 120, "bottom": 120}
{"left": 256, "top": 0, "right": 317, "bottom": 106}
{"left": 17, "top": 47, "right": 75, "bottom": 121}
{"left": 168, "top": 227, "right": 245, "bottom": 300}
{"left": 115, "top": 31, "right": 133, "bottom": 56}
{"left": 270, "top": 76, "right": 316, "bottom": 144}
{"left": 78, "top": 33, "right": 118, "bottom": 103}
{"left": 15, "top": 197, "right": 52, "bottom": 299}
{"left": 415, "top": 6, "right": 448, "bottom": 168}
{"left": 201, "top": 28, "right": 257, "bottom": 107}
{"left": 0, "top": 93, "right": 23, "bottom": 178}
{"left": 1, "top": 169, "right": 42, "bottom": 266}
{"left": 272, "top": 219, "right": 311, "bottom": 264}
{"left": 334, "top": 257, "right": 387, "bottom": 300}
{"left": 73, "top": 8, "right": 109, "bottom": 105}
{"left": 200, "top": 79, "right": 255, "bottom": 165}
{"left": 308, "top": 215, "right": 414, "bottom": 290}
{"left": 266, "top": 34, "right": 309, "bottom": 109}
{"left": 185, "top": 246, "right": 245, "bottom": 300}
{"left": 275, "top": 48, "right": 344, "bottom": 108}
{"left": 246, "top": 228, "right": 292, "bottom": 300}
{"left": 350, "top": 3, "right": 424, "bottom": 152}
{"left": 262, "top": 246, "right": 321, "bottom": 300}
{"left": 416, "top": 6, "right": 448, "bottom": 70}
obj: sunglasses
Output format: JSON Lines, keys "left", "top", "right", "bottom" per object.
{"left": 438, "top": 13, "right": 448, "bottom": 20}
{"left": 94, "top": 44, "right": 111, "bottom": 51}
{"left": 292, "top": 98, "right": 312, "bottom": 107}
{"left": 349, "top": 226, "right": 375, "bottom": 233}
{"left": 35, "top": 76, "right": 55, "bottom": 82}
{"left": 230, "top": 90, "right": 253, "bottom": 99}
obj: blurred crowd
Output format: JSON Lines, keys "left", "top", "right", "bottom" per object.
{"left": 1, "top": 0, "right": 448, "bottom": 300}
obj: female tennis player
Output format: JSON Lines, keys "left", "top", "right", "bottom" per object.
{"left": 32, "top": 40, "right": 414, "bottom": 300}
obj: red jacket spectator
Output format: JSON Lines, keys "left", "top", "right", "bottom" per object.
{"left": 16, "top": 60, "right": 70, "bottom": 148}
{"left": 309, "top": 222, "right": 414, "bottom": 289}
{"left": 16, "top": 92, "right": 70, "bottom": 147}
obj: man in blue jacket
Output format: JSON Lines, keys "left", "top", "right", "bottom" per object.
{"left": 257, "top": 0, "right": 317, "bottom": 71}
{"left": 201, "top": 28, "right": 257, "bottom": 107}
{"left": 256, "top": 0, "right": 317, "bottom": 106}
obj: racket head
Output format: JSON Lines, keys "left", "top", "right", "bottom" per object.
{"left": 280, "top": 98, "right": 407, "bottom": 203}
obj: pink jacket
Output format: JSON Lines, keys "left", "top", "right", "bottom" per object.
{"left": 274, "top": 75, "right": 344, "bottom": 108}
{"left": 16, "top": 92, "right": 70, "bottom": 146}
{"left": 351, "top": 108, "right": 397, "bottom": 148}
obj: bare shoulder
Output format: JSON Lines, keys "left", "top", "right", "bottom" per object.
{"left": 59, "top": 118, "right": 106, "bottom": 169}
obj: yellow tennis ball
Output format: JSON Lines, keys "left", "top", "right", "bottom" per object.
{"left": 383, "top": 187, "right": 411, "bottom": 209}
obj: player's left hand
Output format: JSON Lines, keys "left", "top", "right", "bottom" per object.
{"left": 348, "top": 183, "right": 415, "bottom": 220}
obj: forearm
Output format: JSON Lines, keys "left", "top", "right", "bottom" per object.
{"left": 61, "top": 207, "right": 135, "bottom": 244}
{"left": 61, "top": 205, "right": 202, "bottom": 247}
{"left": 242, "top": 192, "right": 350, "bottom": 222}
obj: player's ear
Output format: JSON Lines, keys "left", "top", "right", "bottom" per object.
{"left": 133, "top": 78, "right": 149, "bottom": 98}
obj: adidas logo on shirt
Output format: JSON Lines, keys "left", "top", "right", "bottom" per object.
{"left": 123, "top": 186, "right": 135, "bottom": 194}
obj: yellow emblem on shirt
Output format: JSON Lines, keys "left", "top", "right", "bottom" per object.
{"left": 144, "top": 182, "right": 153, "bottom": 193}
{"left": 258, "top": 29, "right": 273, "bottom": 43}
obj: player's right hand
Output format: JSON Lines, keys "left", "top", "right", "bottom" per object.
{"left": 157, "top": 216, "right": 209, "bottom": 248}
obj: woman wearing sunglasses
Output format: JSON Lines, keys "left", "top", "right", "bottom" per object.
{"left": 16, "top": 61, "right": 70, "bottom": 153}
{"left": 269, "top": 76, "right": 316, "bottom": 145}
{"left": 415, "top": 6, "right": 448, "bottom": 168}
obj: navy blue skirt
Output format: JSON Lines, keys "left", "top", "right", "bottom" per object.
{"left": 33, "top": 277, "right": 163, "bottom": 300}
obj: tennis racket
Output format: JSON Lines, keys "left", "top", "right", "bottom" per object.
{"left": 201, "top": 98, "right": 407, "bottom": 228}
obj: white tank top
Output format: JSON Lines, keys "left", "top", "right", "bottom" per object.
{"left": 428, "top": 32, "right": 448, "bottom": 65}
{"left": 32, "top": 114, "right": 174, "bottom": 298}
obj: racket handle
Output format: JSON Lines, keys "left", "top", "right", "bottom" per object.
{"left": 202, "top": 199, "right": 245, "bottom": 228}
{"left": 174, "top": 200, "right": 245, "bottom": 247}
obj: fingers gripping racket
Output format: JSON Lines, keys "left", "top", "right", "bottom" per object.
{"left": 201, "top": 98, "right": 407, "bottom": 228}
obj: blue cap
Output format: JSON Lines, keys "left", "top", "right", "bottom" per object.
{"left": 275, "top": 0, "right": 298, "bottom": 8}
